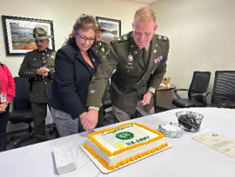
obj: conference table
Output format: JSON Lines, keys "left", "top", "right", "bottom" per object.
{"left": 0, "top": 108, "right": 234, "bottom": 177}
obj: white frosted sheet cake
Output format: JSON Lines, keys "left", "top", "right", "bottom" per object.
{"left": 83, "top": 122, "right": 169, "bottom": 171}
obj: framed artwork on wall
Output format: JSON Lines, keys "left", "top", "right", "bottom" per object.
{"left": 96, "top": 16, "right": 121, "bottom": 44}
{"left": 1, "top": 15, "right": 55, "bottom": 55}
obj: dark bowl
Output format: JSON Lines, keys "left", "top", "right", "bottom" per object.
{"left": 175, "top": 111, "right": 204, "bottom": 132}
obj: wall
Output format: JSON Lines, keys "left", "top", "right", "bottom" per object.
{"left": 0, "top": 0, "right": 145, "bottom": 131}
{"left": 3, "top": 0, "right": 234, "bottom": 130}
{"left": 0, "top": 0, "right": 145, "bottom": 76}
{"left": 151, "top": 0, "right": 235, "bottom": 109}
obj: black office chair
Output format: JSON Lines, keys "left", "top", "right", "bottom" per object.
{"left": 172, "top": 71, "right": 211, "bottom": 108}
{"left": 202, "top": 70, "right": 235, "bottom": 107}
{"left": 7, "top": 77, "right": 34, "bottom": 148}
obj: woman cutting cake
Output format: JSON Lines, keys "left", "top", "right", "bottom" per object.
{"left": 47, "top": 14, "right": 100, "bottom": 137}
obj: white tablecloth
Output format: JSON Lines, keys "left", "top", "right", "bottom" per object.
{"left": 0, "top": 108, "right": 234, "bottom": 177}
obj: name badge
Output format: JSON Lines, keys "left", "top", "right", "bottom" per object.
{"left": 0, "top": 92, "right": 7, "bottom": 103}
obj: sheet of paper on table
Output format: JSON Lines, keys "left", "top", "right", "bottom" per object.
{"left": 192, "top": 132, "right": 235, "bottom": 158}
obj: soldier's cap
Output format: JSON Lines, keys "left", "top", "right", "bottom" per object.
{"left": 32, "top": 27, "right": 53, "bottom": 40}
{"left": 97, "top": 23, "right": 105, "bottom": 32}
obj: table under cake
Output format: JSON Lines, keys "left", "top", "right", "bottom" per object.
{"left": 0, "top": 107, "right": 234, "bottom": 177}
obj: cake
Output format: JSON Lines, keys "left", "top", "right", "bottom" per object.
{"left": 83, "top": 122, "right": 169, "bottom": 170}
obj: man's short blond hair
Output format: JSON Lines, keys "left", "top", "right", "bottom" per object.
{"left": 134, "top": 6, "right": 156, "bottom": 23}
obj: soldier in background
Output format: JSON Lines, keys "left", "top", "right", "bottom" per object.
{"left": 95, "top": 23, "right": 109, "bottom": 59}
{"left": 18, "top": 27, "right": 56, "bottom": 142}
{"left": 95, "top": 23, "right": 110, "bottom": 127}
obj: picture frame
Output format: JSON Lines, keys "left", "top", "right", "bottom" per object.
{"left": 96, "top": 16, "right": 121, "bottom": 44}
{"left": 1, "top": 15, "right": 55, "bottom": 55}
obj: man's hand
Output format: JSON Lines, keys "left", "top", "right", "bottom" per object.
{"left": 81, "top": 109, "right": 98, "bottom": 131}
{"left": 37, "top": 66, "right": 50, "bottom": 76}
{"left": 0, "top": 103, "right": 8, "bottom": 113}
{"left": 140, "top": 91, "right": 153, "bottom": 106}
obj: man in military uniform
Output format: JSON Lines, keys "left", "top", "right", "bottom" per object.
{"left": 18, "top": 27, "right": 56, "bottom": 141}
{"left": 83, "top": 6, "right": 170, "bottom": 130}
{"left": 95, "top": 23, "right": 110, "bottom": 59}
{"left": 95, "top": 23, "right": 110, "bottom": 127}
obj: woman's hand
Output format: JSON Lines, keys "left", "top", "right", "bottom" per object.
{"left": 0, "top": 103, "right": 8, "bottom": 113}
{"left": 79, "top": 112, "right": 87, "bottom": 121}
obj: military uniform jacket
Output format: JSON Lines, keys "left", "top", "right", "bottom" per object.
{"left": 95, "top": 41, "right": 110, "bottom": 60}
{"left": 18, "top": 48, "right": 56, "bottom": 103}
{"left": 87, "top": 31, "right": 170, "bottom": 114}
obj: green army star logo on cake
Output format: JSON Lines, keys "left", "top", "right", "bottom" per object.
{"left": 115, "top": 132, "right": 134, "bottom": 140}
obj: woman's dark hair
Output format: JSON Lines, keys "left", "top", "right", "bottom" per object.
{"left": 64, "top": 14, "right": 98, "bottom": 50}
{"left": 0, "top": 62, "right": 4, "bottom": 67}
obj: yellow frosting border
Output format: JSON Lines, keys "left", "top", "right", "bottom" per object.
{"left": 86, "top": 122, "right": 165, "bottom": 157}
{"left": 83, "top": 142, "right": 168, "bottom": 170}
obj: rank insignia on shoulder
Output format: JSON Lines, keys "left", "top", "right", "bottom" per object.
{"left": 157, "top": 35, "right": 168, "bottom": 41}
{"left": 101, "top": 48, "right": 105, "bottom": 52}
{"left": 123, "top": 36, "right": 128, "bottom": 40}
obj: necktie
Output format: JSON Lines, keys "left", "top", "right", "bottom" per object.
{"left": 141, "top": 48, "right": 148, "bottom": 67}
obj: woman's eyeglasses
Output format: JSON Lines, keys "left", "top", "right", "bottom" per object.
{"left": 77, "top": 34, "right": 95, "bottom": 42}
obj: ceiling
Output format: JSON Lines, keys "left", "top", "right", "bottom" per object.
{"left": 126, "top": 0, "right": 158, "bottom": 5}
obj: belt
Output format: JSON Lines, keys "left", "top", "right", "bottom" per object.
{"left": 34, "top": 76, "right": 52, "bottom": 82}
